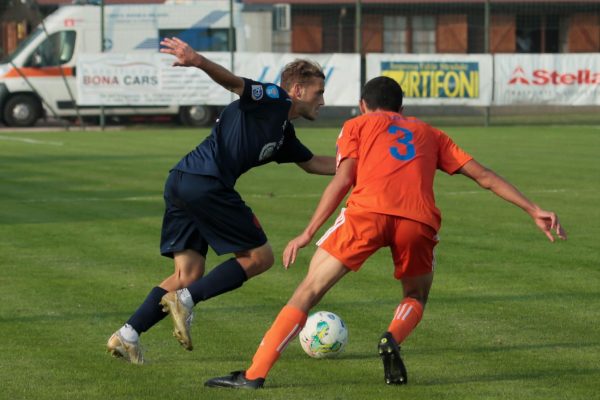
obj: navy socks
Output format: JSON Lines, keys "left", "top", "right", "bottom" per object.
{"left": 187, "top": 258, "right": 248, "bottom": 304}
{"left": 125, "top": 259, "right": 248, "bottom": 334}
{"left": 126, "top": 286, "right": 168, "bottom": 334}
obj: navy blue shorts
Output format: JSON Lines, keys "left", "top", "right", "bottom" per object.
{"left": 160, "top": 170, "right": 268, "bottom": 258}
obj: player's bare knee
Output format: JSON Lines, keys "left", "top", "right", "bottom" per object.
{"left": 403, "top": 289, "right": 429, "bottom": 306}
{"left": 257, "top": 251, "right": 275, "bottom": 271}
{"left": 177, "top": 272, "right": 201, "bottom": 287}
{"left": 173, "top": 251, "right": 206, "bottom": 286}
{"left": 237, "top": 247, "right": 274, "bottom": 277}
{"left": 251, "top": 247, "right": 274, "bottom": 271}
{"left": 402, "top": 273, "right": 433, "bottom": 305}
{"left": 294, "top": 278, "right": 325, "bottom": 308}
{"left": 169, "top": 264, "right": 203, "bottom": 288}
{"left": 288, "top": 286, "right": 318, "bottom": 311}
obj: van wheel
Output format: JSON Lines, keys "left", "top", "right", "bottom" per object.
{"left": 179, "top": 105, "right": 214, "bottom": 127}
{"left": 3, "top": 95, "right": 42, "bottom": 127}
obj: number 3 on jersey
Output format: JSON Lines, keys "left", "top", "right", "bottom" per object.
{"left": 388, "top": 126, "right": 416, "bottom": 161}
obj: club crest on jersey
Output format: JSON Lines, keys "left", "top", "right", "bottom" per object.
{"left": 266, "top": 85, "right": 279, "bottom": 99}
{"left": 251, "top": 85, "right": 263, "bottom": 100}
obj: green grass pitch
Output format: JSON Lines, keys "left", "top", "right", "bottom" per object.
{"left": 0, "top": 124, "right": 598, "bottom": 399}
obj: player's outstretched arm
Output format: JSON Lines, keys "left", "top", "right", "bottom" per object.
{"left": 283, "top": 158, "right": 357, "bottom": 268}
{"left": 458, "top": 159, "right": 567, "bottom": 242}
{"left": 159, "top": 37, "right": 244, "bottom": 96}
{"left": 297, "top": 155, "right": 336, "bottom": 175}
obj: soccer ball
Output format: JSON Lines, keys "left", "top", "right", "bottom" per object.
{"left": 299, "top": 311, "right": 348, "bottom": 358}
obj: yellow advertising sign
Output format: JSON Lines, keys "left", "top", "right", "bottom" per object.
{"left": 381, "top": 61, "right": 479, "bottom": 98}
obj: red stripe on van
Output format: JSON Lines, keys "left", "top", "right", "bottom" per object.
{"left": 4, "top": 67, "right": 74, "bottom": 78}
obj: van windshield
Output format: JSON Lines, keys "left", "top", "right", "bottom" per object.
{"left": 24, "top": 30, "right": 77, "bottom": 67}
{"left": 1, "top": 27, "right": 43, "bottom": 64}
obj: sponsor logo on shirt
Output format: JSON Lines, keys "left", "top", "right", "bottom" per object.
{"left": 266, "top": 85, "right": 279, "bottom": 99}
{"left": 259, "top": 136, "right": 285, "bottom": 162}
{"left": 251, "top": 85, "right": 264, "bottom": 100}
{"left": 259, "top": 142, "right": 277, "bottom": 161}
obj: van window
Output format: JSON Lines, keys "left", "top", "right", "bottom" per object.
{"left": 25, "top": 30, "right": 76, "bottom": 67}
{"left": 160, "top": 28, "right": 234, "bottom": 51}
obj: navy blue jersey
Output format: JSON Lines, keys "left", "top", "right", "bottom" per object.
{"left": 173, "top": 78, "right": 313, "bottom": 187}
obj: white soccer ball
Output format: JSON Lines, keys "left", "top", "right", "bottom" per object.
{"left": 299, "top": 311, "right": 348, "bottom": 358}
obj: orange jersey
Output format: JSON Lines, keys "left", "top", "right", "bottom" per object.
{"left": 336, "top": 112, "right": 472, "bottom": 232}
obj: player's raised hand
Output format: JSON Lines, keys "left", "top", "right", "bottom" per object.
{"left": 532, "top": 209, "right": 567, "bottom": 242}
{"left": 159, "top": 37, "right": 202, "bottom": 68}
{"left": 283, "top": 232, "right": 312, "bottom": 269}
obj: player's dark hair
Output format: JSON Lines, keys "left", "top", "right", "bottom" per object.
{"left": 361, "top": 76, "right": 403, "bottom": 112}
{"left": 280, "top": 59, "right": 325, "bottom": 91}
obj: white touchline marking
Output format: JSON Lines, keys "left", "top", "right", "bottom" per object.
{"left": 21, "top": 196, "right": 162, "bottom": 203}
{"left": 248, "top": 193, "right": 322, "bottom": 199}
{"left": 441, "top": 189, "right": 567, "bottom": 196}
{"left": 0, "top": 135, "right": 64, "bottom": 146}
{"left": 251, "top": 189, "right": 568, "bottom": 198}
{"left": 14, "top": 189, "right": 568, "bottom": 204}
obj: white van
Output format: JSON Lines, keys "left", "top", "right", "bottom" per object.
{"left": 0, "top": 1, "right": 250, "bottom": 127}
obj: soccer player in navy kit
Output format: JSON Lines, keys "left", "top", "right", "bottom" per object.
{"left": 107, "top": 37, "right": 336, "bottom": 364}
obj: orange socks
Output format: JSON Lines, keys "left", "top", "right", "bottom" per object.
{"left": 244, "top": 300, "right": 421, "bottom": 380}
{"left": 245, "top": 305, "right": 307, "bottom": 380}
{"left": 387, "top": 297, "right": 424, "bottom": 344}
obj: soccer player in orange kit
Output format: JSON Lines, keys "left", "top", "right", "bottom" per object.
{"left": 204, "top": 76, "right": 567, "bottom": 389}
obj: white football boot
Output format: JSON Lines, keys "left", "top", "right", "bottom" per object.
{"left": 107, "top": 331, "right": 144, "bottom": 365}
{"left": 160, "top": 291, "right": 194, "bottom": 350}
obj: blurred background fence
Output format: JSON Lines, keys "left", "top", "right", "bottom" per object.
{"left": 1, "top": 0, "right": 599, "bottom": 126}
{"left": 243, "top": 0, "right": 600, "bottom": 55}
{"left": 243, "top": 0, "right": 600, "bottom": 125}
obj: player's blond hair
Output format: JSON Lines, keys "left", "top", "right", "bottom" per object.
{"left": 280, "top": 59, "right": 325, "bottom": 91}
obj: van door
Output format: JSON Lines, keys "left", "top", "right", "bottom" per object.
{"left": 20, "top": 30, "right": 78, "bottom": 118}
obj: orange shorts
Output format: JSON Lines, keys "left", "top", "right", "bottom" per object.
{"left": 316, "top": 208, "right": 439, "bottom": 279}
